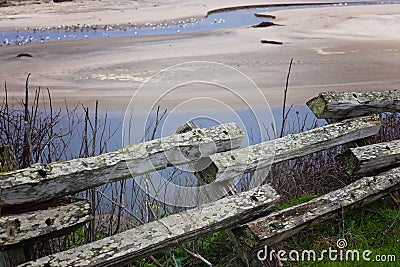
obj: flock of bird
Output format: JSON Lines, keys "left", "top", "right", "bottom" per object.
{"left": 0, "top": 16, "right": 227, "bottom": 46}
{"left": 0, "top": 1, "right": 395, "bottom": 46}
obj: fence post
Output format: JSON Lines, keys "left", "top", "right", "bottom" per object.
{"left": 307, "top": 91, "right": 400, "bottom": 207}
{"left": 176, "top": 123, "right": 277, "bottom": 267}
{"left": 0, "top": 145, "right": 27, "bottom": 267}
{"left": 175, "top": 122, "right": 219, "bottom": 184}
{"left": 0, "top": 145, "right": 16, "bottom": 173}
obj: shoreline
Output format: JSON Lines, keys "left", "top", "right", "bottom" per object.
{"left": 0, "top": 0, "right": 346, "bottom": 32}
{"left": 0, "top": 1, "right": 392, "bottom": 33}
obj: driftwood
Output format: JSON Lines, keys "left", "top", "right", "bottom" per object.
{"left": 16, "top": 54, "right": 33, "bottom": 58}
{"left": 307, "top": 91, "right": 400, "bottom": 120}
{"left": 213, "top": 115, "right": 381, "bottom": 181}
{"left": 254, "top": 14, "right": 276, "bottom": 19}
{"left": 19, "top": 185, "right": 279, "bottom": 267}
{"left": 252, "top": 22, "right": 279, "bottom": 28}
{"left": 0, "top": 199, "right": 92, "bottom": 249}
{"left": 338, "top": 139, "right": 400, "bottom": 175}
{"left": 0, "top": 123, "right": 244, "bottom": 207}
{"left": 260, "top": 40, "right": 283, "bottom": 45}
{"left": 231, "top": 166, "right": 400, "bottom": 252}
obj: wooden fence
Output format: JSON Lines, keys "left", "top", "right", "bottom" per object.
{"left": 0, "top": 91, "right": 399, "bottom": 266}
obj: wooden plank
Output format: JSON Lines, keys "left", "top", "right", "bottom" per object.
{"left": 176, "top": 122, "right": 267, "bottom": 265}
{"left": 213, "top": 115, "right": 381, "bottom": 181}
{"left": 231, "top": 166, "right": 400, "bottom": 250}
{"left": 0, "top": 199, "right": 92, "bottom": 249}
{"left": 306, "top": 90, "right": 400, "bottom": 120}
{"left": 337, "top": 139, "right": 400, "bottom": 176}
{"left": 0, "top": 123, "right": 244, "bottom": 207}
{"left": 220, "top": 116, "right": 378, "bottom": 266}
{"left": 0, "top": 145, "right": 26, "bottom": 267}
{"left": 18, "top": 184, "right": 279, "bottom": 267}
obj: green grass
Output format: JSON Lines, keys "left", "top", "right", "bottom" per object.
{"left": 132, "top": 196, "right": 399, "bottom": 266}
{"left": 279, "top": 199, "right": 400, "bottom": 266}
{"left": 277, "top": 194, "right": 318, "bottom": 210}
{"left": 135, "top": 230, "right": 239, "bottom": 266}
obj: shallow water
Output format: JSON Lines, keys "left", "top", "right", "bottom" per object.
{"left": 74, "top": 105, "right": 324, "bottom": 209}
{"left": 69, "top": 104, "right": 324, "bottom": 153}
{"left": 0, "top": 1, "right": 395, "bottom": 45}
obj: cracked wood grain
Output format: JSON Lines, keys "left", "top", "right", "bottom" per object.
{"left": 231, "top": 166, "right": 400, "bottom": 249}
{"left": 0, "top": 199, "right": 92, "bottom": 248}
{"left": 18, "top": 184, "right": 279, "bottom": 267}
{"left": 0, "top": 123, "right": 244, "bottom": 207}
{"left": 337, "top": 139, "right": 400, "bottom": 175}
{"left": 213, "top": 115, "right": 381, "bottom": 181}
{"left": 307, "top": 91, "right": 400, "bottom": 120}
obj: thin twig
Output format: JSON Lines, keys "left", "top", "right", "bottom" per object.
{"left": 381, "top": 209, "right": 400, "bottom": 244}
{"left": 149, "top": 255, "right": 163, "bottom": 267}
{"left": 94, "top": 188, "right": 144, "bottom": 225}
{"left": 22, "top": 73, "right": 33, "bottom": 167}
{"left": 171, "top": 253, "right": 179, "bottom": 267}
{"left": 182, "top": 247, "right": 213, "bottom": 266}
{"left": 280, "top": 58, "right": 293, "bottom": 138}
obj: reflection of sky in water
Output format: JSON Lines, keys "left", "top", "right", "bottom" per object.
{"left": 0, "top": 8, "right": 271, "bottom": 45}
{"left": 101, "top": 105, "right": 324, "bottom": 209}
{"left": 88, "top": 105, "right": 324, "bottom": 152}
{"left": 0, "top": 1, "right": 395, "bottom": 45}
{"left": 58, "top": 105, "right": 324, "bottom": 161}
{"left": 54, "top": 105, "right": 325, "bottom": 212}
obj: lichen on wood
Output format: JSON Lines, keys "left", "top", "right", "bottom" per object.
{"left": 307, "top": 90, "right": 400, "bottom": 120}
{"left": 231, "top": 166, "right": 400, "bottom": 249}
{"left": 0, "top": 123, "right": 244, "bottom": 207}
{"left": 337, "top": 139, "right": 400, "bottom": 175}
{"left": 175, "top": 122, "right": 224, "bottom": 185}
{"left": 0, "top": 199, "right": 92, "bottom": 248}
{"left": 213, "top": 115, "right": 381, "bottom": 181}
{"left": 18, "top": 185, "right": 279, "bottom": 267}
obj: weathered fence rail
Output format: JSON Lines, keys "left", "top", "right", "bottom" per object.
{"left": 18, "top": 185, "right": 279, "bottom": 267}
{"left": 212, "top": 115, "right": 380, "bottom": 181}
{"left": 306, "top": 90, "right": 400, "bottom": 120}
{"left": 0, "top": 198, "right": 92, "bottom": 248}
{"left": 1, "top": 90, "right": 400, "bottom": 267}
{"left": 0, "top": 123, "right": 244, "bottom": 207}
{"left": 337, "top": 139, "right": 400, "bottom": 175}
{"left": 230, "top": 165, "right": 400, "bottom": 251}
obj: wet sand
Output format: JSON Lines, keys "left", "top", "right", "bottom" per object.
{"left": 0, "top": 0, "right": 399, "bottom": 110}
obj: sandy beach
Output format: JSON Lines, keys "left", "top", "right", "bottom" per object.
{"left": 0, "top": 0, "right": 399, "bottom": 110}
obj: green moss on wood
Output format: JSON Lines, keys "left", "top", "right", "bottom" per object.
{"left": 0, "top": 146, "right": 15, "bottom": 173}
{"left": 336, "top": 150, "right": 360, "bottom": 176}
{"left": 306, "top": 94, "right": 327, "bottom": 119}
